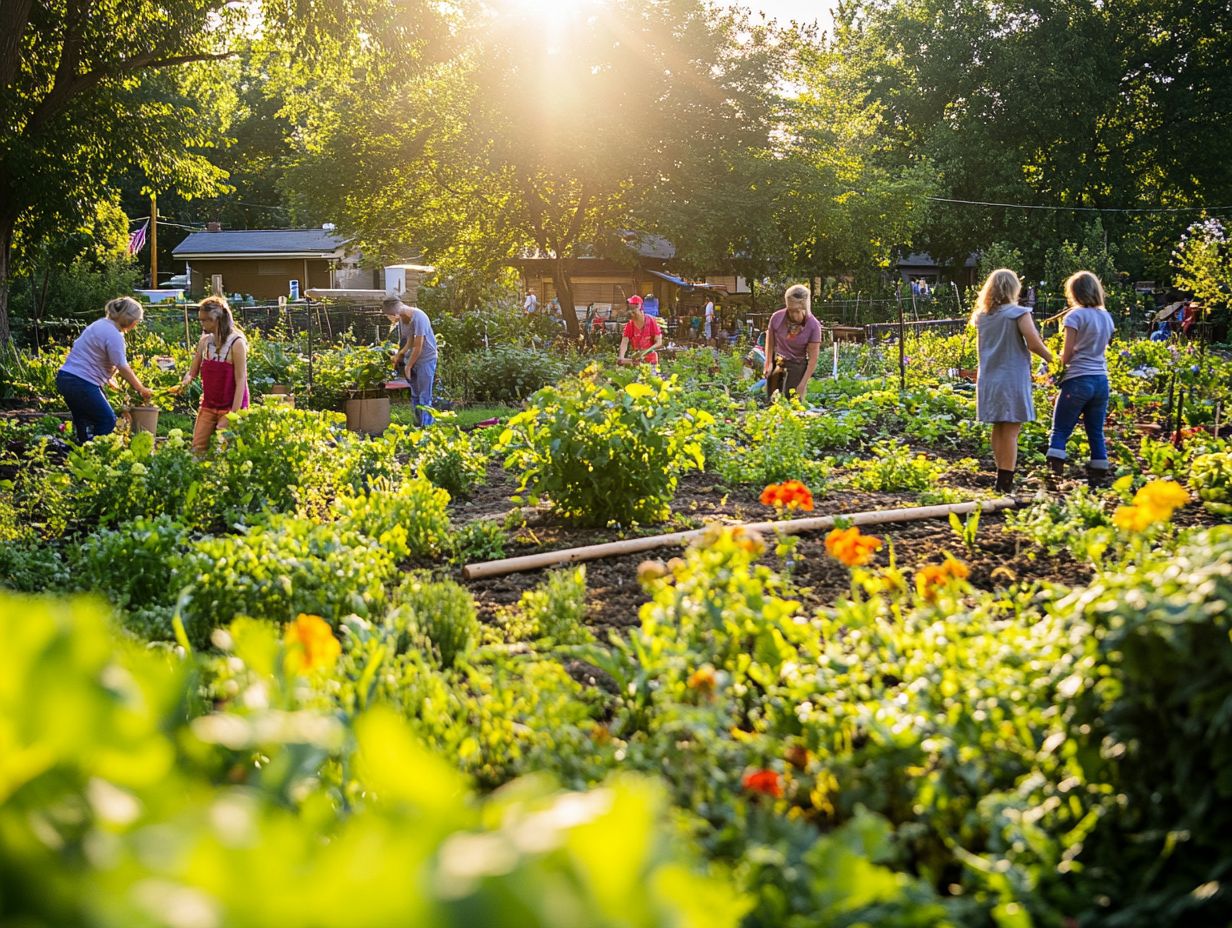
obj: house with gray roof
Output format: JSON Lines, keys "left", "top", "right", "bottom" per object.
{"left": 172, "top": 226, "right": 378, "bottom": 299}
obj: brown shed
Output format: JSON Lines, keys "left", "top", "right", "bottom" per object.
{"left": 172, "top": 228, "right": 361, "bottom": 299}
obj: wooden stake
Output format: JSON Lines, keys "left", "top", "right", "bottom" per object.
{"left": 462, "top": 497, "right": 1020, "bottom": 581}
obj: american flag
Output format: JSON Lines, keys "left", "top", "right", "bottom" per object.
{"left": 128, "top": 220, "right": 149, "bottom": 256}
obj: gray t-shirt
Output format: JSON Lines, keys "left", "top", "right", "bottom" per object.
{"left": 1062, "top": 307, "right": 1114, "bottom": 381}
{"left": 60, "top": 317, "right": 128, "bottom": 386}
{"left": 398, "top": 308, "right": 438, "bottom": 366}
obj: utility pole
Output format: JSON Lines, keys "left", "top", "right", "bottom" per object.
{"left": 150, "top": 194, "right": 158, "bottom": 287}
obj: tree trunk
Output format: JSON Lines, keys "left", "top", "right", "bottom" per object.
{"left": 0, "top": 218, "right": 13, "bottom": 345}
{"left": 552, "top": 257, "right": 580, "bottom": 340}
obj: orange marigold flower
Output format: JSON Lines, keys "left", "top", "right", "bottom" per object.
{"left": 760, "top": 480, "right": 814, "bottom": 512}
{"left": 284, "top": 613, "right": 341, "bottom": 674}
{"left": 824, "top": 526, "right": 883, "bottom": 567}
{"left": 914, "top": 555, "right": 971, "bottom": 603}
{"left": 1113, "top": 480, "right": 1190, "bottom": 533}
{"left": 687, "top": 665, "right": 718, "bottom": 694}
{"left": 741, "top": 769, "right": 783, "bottom": 799}
{"left": 1112, "top": 504, "right": 1155, "bottom": 532}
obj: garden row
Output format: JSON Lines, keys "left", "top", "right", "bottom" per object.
{"left": 2, "top": 332, "right": 1232, "bottom": 926}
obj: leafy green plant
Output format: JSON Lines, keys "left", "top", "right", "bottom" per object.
{"left": 70, "top": 514, "right": 188, "bottom": 612}
{"left": 848, "top": 439, "right": 945, "bottom": 493}
{"left": 716, "top": 399, "right": 825, "bottom": 487}
{"left": 176, "top": 513, "right": 397, "bottom": 645}
{"left": 391, "top": 574, "right": 479, "bottom": 669}
{"left": 948, "top": 507, "right": 980, "bottom": 554}
{"left": 498, "top": 368, "right": 712, "bottom": 526}
{"left": 333, "top": 475, "right": 452, "bottom": 561}
{"left": 449, "top": 519, "right": 507, "bottom": 565}
{"left": 66, "top": 429, "right": 204, "bottom": 530}
{"left": 518, "top": 566, "right": 591, "bottom": 645}
{"left": 1189, "top": 451, "right": 1232, "bottom": 515}
{"left": 465, "top": 346, "right": 569, "bottom": 404}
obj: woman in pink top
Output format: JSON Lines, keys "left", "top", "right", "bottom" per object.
{"left": 618, "top": 296, "right": 663, "bottom": 370}
{"left": 177, "top": 296, "right": 249, "bottom": 454}
{"left": 764, "top": 284, "right": 821, "bottom": 400}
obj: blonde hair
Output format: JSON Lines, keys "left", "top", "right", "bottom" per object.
{"left": 198, "top": 295, "right": 239, "bottom": 346}
{"left": 784, "top": 284, "right": 811, "bottom": 310}
{"left": 1065, "top": 271, "right": 1105, "bottom": 309}
{"left": 972, "top": 269, "right": 1022, "bottom": 319}
{"left": 104, "top": 297, "right": 143, "bottom": 326}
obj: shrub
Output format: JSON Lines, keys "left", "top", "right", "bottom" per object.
{"left": 70, "top": 514, "right": 187, "bottom": 611}
{"left": 392, "top": 574, "right": 479, "bottom": 669}
{"left": 0, "top": 539, "right": 69, "bottom": 593}
{"left": 716, "top": 399, "right": 825, "bottom": 486}
{"left": 176, "top": 514, "right": 396, "bottom": 645}
{"left": 333, "top": 476, "right": 451, "bottom": 561}
{"left": 498, "top": 368, "right": 712, "bottom": 526}
{"left": 518, "top": 566, "right": 591, "bottom": 645}
{"left": 848, "top": 439, "right": 945, "bottom": 493}
{"left": 449, "top": 519, "right": 507, "bottom": 565}
{"left": 66, "top": 430, "right": 203, "bottom": 530}
{"left": 1189, "top": 451, "right": 1232, "bottom": 515}
{"left": 466, "top": 346, "right": 568, "bottom": 404}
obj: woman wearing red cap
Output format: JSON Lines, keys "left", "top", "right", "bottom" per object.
{"left": 618, "top": 295, "right": 663, "bottom": 371}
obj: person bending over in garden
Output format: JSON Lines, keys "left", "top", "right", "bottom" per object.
{"left": 177, "top": 296, "right": 249, "bottom": 455}
{"left": 1045, "top": 271, "right": 1115, "bottom": 488}
{"left": 972, "top": 268, "right": 1053, "bottom": 494}
{"left": 56, "top": 296, "right": 154, "bottom": 442}
{"left": 382, "top": 296, "right": 438, "bottom": 426}
{"left": 618, "top": 295, "right": 663, "bottom": 371}
{"left": 764, "top": 284, "right": 821, "bottom": 402}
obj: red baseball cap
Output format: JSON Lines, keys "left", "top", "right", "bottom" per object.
{"left": 627, "top": 295, "right": 643, "bottom": 307}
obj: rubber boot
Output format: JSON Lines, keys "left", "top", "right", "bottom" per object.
{"left": 995, "top": 468, "right": 1016, "bottom": 494}
{"left": 1046, "top": 456, "right": 1065, "bottom": 489}
{"left": 1086, "top": 465, "right": 1111, "bottom": 490}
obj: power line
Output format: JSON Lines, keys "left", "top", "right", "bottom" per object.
{"left": 926, "top": 196, "right": 1232, "bottom": 214}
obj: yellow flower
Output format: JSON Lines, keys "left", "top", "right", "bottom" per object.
{"left": 1133, "top": 479, "right": 1190, "bottom": 518}
{"left": 1113, "top": 480, "right": 1190, "bottom": 533}
{"left": 284, "top": 614, "right": 341, "bottom": 674}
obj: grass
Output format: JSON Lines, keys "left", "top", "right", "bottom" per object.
{"left": 390, "top": 405, "right": 519, "bottom": 429}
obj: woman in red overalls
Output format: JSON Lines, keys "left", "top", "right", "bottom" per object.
{"left": 178, "top": 296, "right": 249, "bottom": 455}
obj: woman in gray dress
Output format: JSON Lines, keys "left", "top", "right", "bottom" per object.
{"left": 971, "top": 268, "right": 1054, "bottom": 493}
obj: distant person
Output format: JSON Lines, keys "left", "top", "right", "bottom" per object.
{"left": 382, "top": 297, "right": 438, "bottom": 427}
{"left": 1181, "top": 301, "right": 1201, "bottom": 338}
{"left": 642, "top": 291, "right": 660, "bottom": 317}
{"left": 56, "top": 296, "right": 153, "bottom": 442}
{"left": 1024, "top": 285, "right": 1037, "bottom": 309}
{"left": 547, "top": 296, "right": 562, "bottom": 318}
{"left": 764, "top": 284, "right": 821, "bottom": 401}
{"left": 971, "top": 268, "right": 1053, "bottom": 494}
{"left": 523, "top": 290, "right": 538, "bottom": 315}
{"left": 618, "top": 295, "right": 663, "bottom": 370}
{"left": 1046, "top": 271, "right": 1115, "bottom": 488}
{"left": 177, "top": 296, "right": 249, "bottom": 455}
{"left": 703, "top": 298, "right": 715, "bottom": 340}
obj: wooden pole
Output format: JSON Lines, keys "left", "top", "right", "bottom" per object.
{"left": 462, "top": 497, "right": 1020, "bottom": 581}
{"left": 150, "top": 194, "right": 158, "bottom": 287}
{"left": 896, "top": 286, "right": 907, "bottom": 390}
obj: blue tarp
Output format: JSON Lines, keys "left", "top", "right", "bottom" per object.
{"left": 647, "top": 270, "right": 725, "bottom": 292}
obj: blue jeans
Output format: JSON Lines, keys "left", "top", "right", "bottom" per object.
{"left": 56, "top": 370, "right": 116, "bottom": 442}
{"left": 408, "top": 357, "right": 436, "bottom": 427}
{"left": 1048, "top": 374, "right": 1110, "bottom": 467}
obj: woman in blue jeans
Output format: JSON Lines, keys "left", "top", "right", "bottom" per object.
{"left": 1046, "top": 272, "right": 1115, "bottom": 488}
{"left": 56, "top": 297, "right": 154, "bottom": 442}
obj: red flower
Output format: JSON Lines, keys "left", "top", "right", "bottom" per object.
{"left": 741, "top": 769, "right": 783, "bottom": 798}
{"left": 759, "top": 481, "right": 814, "bottom": 512}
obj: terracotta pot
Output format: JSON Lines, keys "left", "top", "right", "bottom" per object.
{"left": 345, "top": 396, "right": 390, "bottom": 435}
{"left": 125, "top": 405, "right": 159, "bottom": 435}
{"left": 270, "top": 384, "right": 292, "bottom": 395}
{"left": 1137, "top": 422, "right": 1163, "bottom": 437}
{"left": 262, "top": 393, "right": 295, "bottom": 409}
